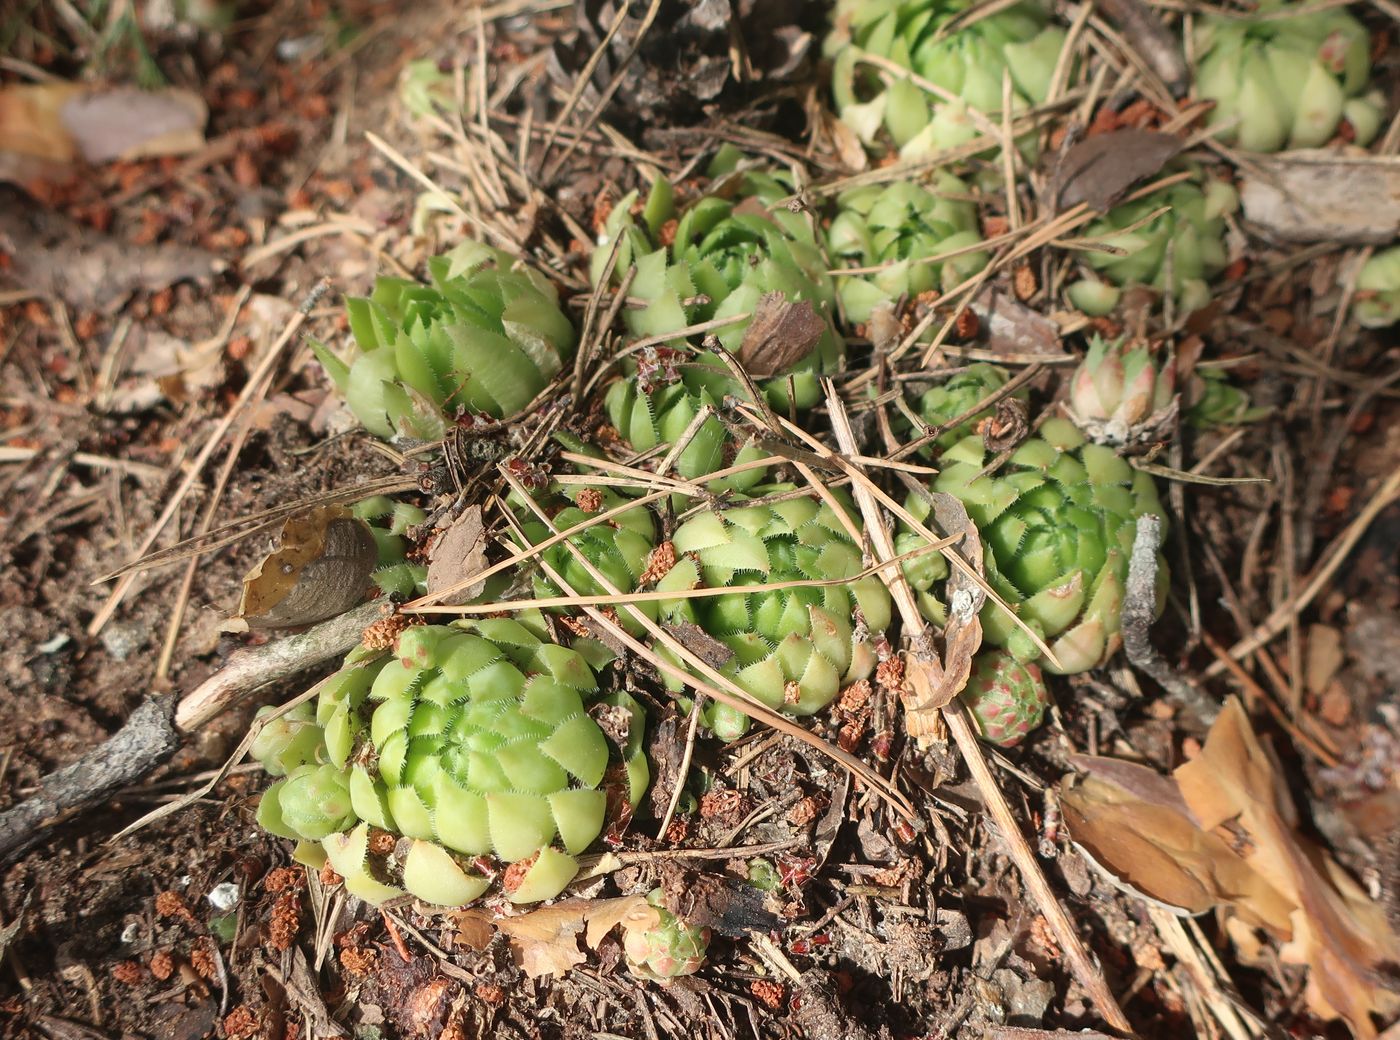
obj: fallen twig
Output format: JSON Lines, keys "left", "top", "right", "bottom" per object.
{"left": 0, "top": 695, "right": 179, "bottom": 860}
{"left": 0, "top": 600, "right": 383, "bottom": 860}
{"left": 1122, "top": 512, "right": 1219, "bottom": 723}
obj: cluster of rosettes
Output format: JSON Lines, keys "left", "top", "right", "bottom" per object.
{"left": 900, "top": 415, "right": 1167, "bottom": 675}
{"left": 654, "top": 495, "right": 893, "bottom": 738}
{"left": 313, "top": 241, "right": 576, "bottom": 440}
{"left": 826, "top": 0, "right": 1066, "bottom": 159}
{"left": 591, "top": 151, "right": 843, "bottom": 414}
{"left": 1067, "top": 175, "right": 1239, "bottom": 317}
{"left": 826, "top": 173, "right": 989, "bottom": 323}
{"left": 253, "top": 621, "right": 648, "bottom": 905}
{"left": 1194, "top": 0, "right": 1384, "bottom": 152}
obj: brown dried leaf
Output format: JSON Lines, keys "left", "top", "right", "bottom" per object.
{"left": 901, "top": 492, "right": 983, "bottom": 727}
{"left": 1052, "top": 129, "right": 1182, "bottom": 212}
{"left": 426, "top": 507, "right": 487, "bottom": 606}
{"left": 738, "top": 292, "right": 826, "bottom": 377}
{"left": 235, "top": 507, "right": 379, "bottom": 630}
{"left": 1175, "top": 699, "right": 1400, "bottom": 1037}
{"left": 665, "top": 620, "right": 734, "bottom": 670}
{"left": 453, "top": 896, "right": 656, "bottom": 980}
{"left": 970, "top": 287, "right": 1066, "bottom": 359}
{"left": 1060, "top": 755, "right": 1292, "bottom": 925}
{"left": 0, "top": 83, "right": 205, "bottom": 171}
{"left": 60, "top": 86, "right": 206, "bottom": 163}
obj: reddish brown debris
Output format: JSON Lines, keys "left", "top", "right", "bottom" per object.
{"left": 502, "top": 851, "right": 538, "bottom": 895}
{"left": 268, "top": 891, "right": 302, "bottom": 951}
{"left": 367, "top": 828, "right": 397, "bottom": 856}
{"left": 319, "top": 864, "right": 343, "bottom": 887}
{"left": 640, "top": 541, "right": 678, "bottom": 585}
{"left": 190, "top": 941, "right": 217, "bottom": 980}
{"left": 362, "top": 612, "right": 416, "bottom": 652}
{"left": 262, "top": 866, "right": 303, "bottom": 894}
{"left": 223, "top": 1005, "right": 260, "bottom": 1040}
{"left": 154, "top": 890, "right": 196, "bottom": 924}
{"left": 875, "top": 657, "right": 904, "bottom": 691}
{"left": 787, "top": 793, "right": 830, "bottom": 827}
{"left": 1013, "top": 263, "right": 1037, "bottom": 301}
{"left": 111, "top": 960, "right": 144, "bottom": 985}
{"left": 148, "top": 949, "right": 174, "bottom": 981}
{"left": 837, "top": 679, "right": 872, "bottom": 713}
{"left": 575, "top": 488, "right": 604, "bottom": 513}
{"left": 339, "top": 944, "right": 379, "bottom": 976}
{"left": 474, "top": 982, "right": 506, "bottom": 1007}
{"left": 750, "top": 978, "right": 787, "bottom": 1010}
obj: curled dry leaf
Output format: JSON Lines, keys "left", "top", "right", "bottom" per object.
{"left": 738, "top": 292, "right": 828, "bottom": 377}
{"left": 901, "top": 492, "right": 983, "bottom": 731}
{"left": 1060, "top": 754, "right": 1293, "bottom": 924}
{"left": 234, "top": 507, "right": 379, "bottom": 630}
{"left": 1176, "top": 699, "right": 1400, "bottom": 1038}
{"left": 450, "top": 896, "right": 658, "bottom": 980}
{"left": 1061, "top": 699, "right": 1400, "bottom": 1038}
{"left": 0, "top": 82, "right": 206, "bottom": 169}
{"left": 970, "top": 286, "right": 1066, "bottom": 359}
{"left": 425, "top": 506, "right": 487, "bottom": 606}
{"left": 1051, "top": 129, "right": 1182, "bottom": 213}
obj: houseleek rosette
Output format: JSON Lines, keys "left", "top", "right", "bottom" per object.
{"left": 1194, "top": 0, "right": 1384, "bottom": 153}
{"left": 1354, "top": 246, "right": 1400, "bottom": 329}
{"left": 591, "top": 164, "right": 842, "bottom": 412}
{"left": 624, "top": 890, "right": 710, "bottom": 982}
{"left": 826, "top": 0, "right": 1066, "bottom": 159}
{"left": 827, "top": 173, "right": 990, "bottom": 323}
{"left": 352, "top": 496, "right": 428, "bottom": 599}
{"left": 253, "top": 621, "right": 649, "bottom": 906}
{"left": 654, "top": 495, "right": 892, "bottom": 736}
{"left": 313, "top": 240, "right": 576, "bottom": 440}
{"left": 1185, "top": 368, "right": 1271, "bottom": 428}
{"left": 1066, "top": 176, "right": 1238, "bottom": 316}
{"left": 515, "top": 484, "right": 662, "bottom": 636}
{"left": 605, "top": 371, "right": 771, "bottom": 493}
{"left": 961, "top": 650, "right": 1050, "bottom": 746}
{"left": 899, "top": 417, "right": 1167, "bottom": 673}
{"left": 914, "top": 363, "right": 1016, "bottom": 452}
{"left": 1066, "top": 336, "right": 1176, "bottom": 445}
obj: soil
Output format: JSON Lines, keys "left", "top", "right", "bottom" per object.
{"left": 1, "top": 2, "right": 1398, "bottom": 1039}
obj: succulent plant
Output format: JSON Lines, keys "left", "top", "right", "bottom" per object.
{"left": 1066, "top": 176, "right": 1238, "bottom": 317}
{"left": 1066, "top": 336, "right": 1176, "bottom": 445}
{"left": 899, "top": 417, "right": 1167, "bottom": 673}
{"left": 654, "top": 495, "right": 892, "bottom": 734}
{"left": 1193, "top": 0, "right": 1384, "bottom": 153}
{"left": 1354, "top": 246, "right": 1400, "bottom": 329}
{"left": 604, "top": 364, "right": 772, "bottom": 493}
{"left": 591, "top": 157, "right": 842, "bottom": 412}
{"left": 913, "top": 363, "right": 1016, "bottom": 452}
{"left": 516, "top": 484, "right": 662, "bottom": 636}
{"left": 623, "top": 889, "right": 711, "bottom": 982}
{"left": 253, "top": 621, "right": 649, "bottom": 906}
{"left": 960, "top": 649, "right": 1050, "bottom": 746}
{"left": 826, "top": 0, "right": 1066, "bottom": 159}
{"left": 352, "top": 496, "right": 429, "bottom": 599}
{"left": 1185, "top": 368, "right": 1271, "bottom": 428}
{"left": 826, "top": 173, "right": 990, "bottom": 323}
{"left": 313, "top": 241, "right": 576, "bottom": 441}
